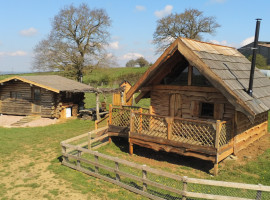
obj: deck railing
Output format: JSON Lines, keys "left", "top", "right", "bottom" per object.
{"left": 109, "top": 106, "right": 232, "bottom": 149}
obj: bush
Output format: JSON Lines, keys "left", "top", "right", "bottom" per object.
{"left": 248, "top": 54, "right": 267, "bottom": 69}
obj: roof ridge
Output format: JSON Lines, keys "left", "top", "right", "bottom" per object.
{"left": 179, "top": 37, "right": 236, "bottom": 49}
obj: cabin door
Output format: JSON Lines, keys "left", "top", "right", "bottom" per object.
{"left": 169, "top": 93, "right": 182, "bottom": 117}
{"left": 32, "top": 88, "right": 41, "bottom": 114}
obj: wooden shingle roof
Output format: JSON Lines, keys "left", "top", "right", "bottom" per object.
{"left": 0, "top": 75, "right": 95, "bottom": 93}
{"left": 126, "top": 37, "right": 270, "bottom": 121}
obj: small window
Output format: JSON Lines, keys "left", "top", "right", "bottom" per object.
{"left": 66, "top": 92, "right": 72, "bottom": 99}
{"left": 201, "top": 103, "right": 214, "bottom": 117}
{"left": 10, "top": 91, "right": 21, "bottom": 99}
{"left": 33, "top": 88, "right": 41, "bottom": 101}
{"left": 192, "top": 67, "right": 212, "bottom": 86}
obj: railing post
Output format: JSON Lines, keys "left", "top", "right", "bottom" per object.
{"left": 256, "top": 184, "right": 262, "bottom": 200}
{"left": 142, "top": 165, "right": 147, "bottom": 192}
{"left": 139, "top": 108, "right": 143, "bottom": 134}
{"left": 130, "top": 110, "right": 135, "bottom": 133}
{"left": 214, "top": 120, "right": 221, "bottom": 176}
{"left": 109, "top": 104, "right": 112, "bottom": 125}
{"left": 115, "top": 161, "right": 120, "bottom": 182}
{"left": 166, "top": 117, "right": 173, "bottom": 140}
{"left": 182, "top": 176, "right": 188, "bottom": 200}
{"left": 95, "top": 120, "right": 98, "bottom": 130}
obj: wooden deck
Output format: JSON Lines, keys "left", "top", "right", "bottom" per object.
{"left": 107, "top": 105, "right": 268, "bottom": 175}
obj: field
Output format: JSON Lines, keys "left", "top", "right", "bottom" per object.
{"left": 0, "top": 70, "right": 270, "bottom": 199}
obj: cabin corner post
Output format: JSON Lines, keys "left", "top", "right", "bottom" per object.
{"left": 214, "top": 120, "right": 221, "bottom": 176}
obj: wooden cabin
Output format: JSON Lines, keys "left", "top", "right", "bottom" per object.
{"left": 112, "top": 80, "right": 133, "bottom": 106}
{"left": 108, "top": 37, "right": 270, "bottom": 175}
{"left": 0, "top": 75, "right": 94, "bottom": 119}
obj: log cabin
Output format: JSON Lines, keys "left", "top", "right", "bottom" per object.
{"left": 108, "top": 37, "right": 270, "bottom": 175}
{"left": 0, "top": 75, "right": 95, "bottom": 119}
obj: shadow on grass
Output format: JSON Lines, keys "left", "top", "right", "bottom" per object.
{"left": 111, "top": 137, "right": 213, "bottom": 174}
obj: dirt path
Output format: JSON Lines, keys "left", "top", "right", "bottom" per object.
{"left": 0, "top": 150, "right": 92, "bottom": 200}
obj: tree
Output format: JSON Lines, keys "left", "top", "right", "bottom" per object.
{"left": 248, "top": 54, "right": 267, "bottom": 69}
{"left": 136, "top": 57, "right": 149, "bottom": 67}
{"left": 126, "top": 59, "right": 136, "bottom": 67}
{"left": 33, "top": 3, "right": 111, "bottom": 81}
{"left": 153, "top": 8, "right": 220, "bottom": 53}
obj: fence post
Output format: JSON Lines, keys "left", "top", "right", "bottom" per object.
{"left": 88, "top": 131, "right": 92, "bottom": 150}
{"left": 96, "top": 92, "right": 101, "bottom": 121}
{"left": 129, "top": 111, "right": 135, "bottom": 155}
{"left": 182, "top": 176, "right": 188, "bottom": 200}
{"left": 214, "top": 120, "right": 221, "bottom": 176}
{"left": 95, "top": 120, "right": 98, "bottom": 130}
{"left": 109, "top": 104, "right": 113, "bottom": 125}
{"left": 61, "top": 144, "right": 69, "bottom": 163}
{"left": 115, "top": 161, "right": 120, "bottom": 182}
{"left": 256, "top": 184, "right": 262, "bottom": 200}
{"left": 94, "top": 152, "right": 99, "bottom": 173}
{"left": 142, "top": 165, "right": 147, "bottom": 192}
{"left": 77, "top": 149, "right": 81, "bottom": 170}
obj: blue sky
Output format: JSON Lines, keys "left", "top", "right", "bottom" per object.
{"left": 0, "top": 0, "right": 269, "bottom": 73}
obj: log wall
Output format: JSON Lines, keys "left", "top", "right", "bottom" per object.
{"left": 150, "top": 86, "right": 235, "bottom": 121}
{"left": 0, "top": 80, "right": 84, "bottom": 118}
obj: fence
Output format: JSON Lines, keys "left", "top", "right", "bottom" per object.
{"left": 60, "top": 139, "right": 270, "bottom": 200}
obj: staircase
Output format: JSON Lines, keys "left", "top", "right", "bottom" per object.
{"left": 11, "top": 115, "right": 40, "bottom": 127}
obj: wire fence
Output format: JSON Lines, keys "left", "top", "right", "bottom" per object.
{"left": 61, "top": 135, "right": 270, "bottom": 200}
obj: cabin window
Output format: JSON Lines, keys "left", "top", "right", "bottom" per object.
{"left": 10, "top": 91, "right": 21, "bottom": 99}
{"left": 162, "top": 65, "right": 189, "bottom": 85}
{"left": 66, "top": 92, "right": 72, "bottom": 99}
{"left": 192, "top": 67, "right": 212, "bottom": 86}
{"left": 200, "top": 103, "right": 214, "bottom": 118}
{"left": 33, "top": 88, "right": 41, "bottom": 101}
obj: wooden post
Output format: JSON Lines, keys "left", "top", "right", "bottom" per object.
{"left": 139, "top": 108, "right": 143, "bottom": 134}
{"left": 142, "top": 165, "right": 147, "bottom": 192}
{"left": 95, "top": 153, "right": 99, "bottom": 173}
{"left": 233, "top": 111, "right": 238, "bottom": 155}
{"left": 166, "top": 117, "right": 173, "bottom": 140}
{"left": 109, "top": 104, "right": 112, "bottom": 125}
{"left": 256, "top": 184, "right": 262, "bottom": 200}
{"left": 88, "top": 131, "right": 91, "bottom": 150}
{"left": 214, "top": 120, "right": 221, "bottom": 176}
{"left": 188, "top": 65, "right": 193, "bottom": 86}
{"left": 61, "top": 144, "right": 69, "bottom": 163}
{"left": 115, "top": 161, "right": 120, "bottom": 182}
{"left": 129, "top": 111, "right": 135, "bottom": 155}
{"left": 108, "top": 137, "right": 112, "bottom": 144}
{"left": 77, "top": 149, "right": 81, "bottom": 169}
{"left": 95, "top": 120, "right": 98, "bottom": 130}
{"left": 149, "top": 106, "right": 153, "bottom": 131}
{"left": 182, "top": 176, "right": 188, "bottom": 200}
{"left": 96, "top": 92, "right": 101, "bottom": 121}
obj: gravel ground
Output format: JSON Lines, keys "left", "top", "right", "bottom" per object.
{"left": 0, "top": 115, "right": 58, "bottom": 128}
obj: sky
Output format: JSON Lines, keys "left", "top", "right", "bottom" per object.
{"left": 0, "top": 0, "right": 269, "bottom": 73}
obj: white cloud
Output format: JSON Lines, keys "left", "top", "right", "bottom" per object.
{"left": 240, "top": 36, "right": 254, "bottom": 47}
{"left": 120, "top": 52, "right": 143, "bottom": 60}
{"left": 135, "top": 5, "right": 146, "bottom": 11}
{"left": 154, "top": 5, "right": 173, "bottom": 18}
{"left": 0, "top": 51, "right": 27, "bottom": 57}
{"left": 108, "top": 41, "right": 119, "bottom": 50}
{"left": 209, "top": 40, "right": 229, "bottom": 46}
{"left": 20, "top": 27, "right": 38, "bottom": 36}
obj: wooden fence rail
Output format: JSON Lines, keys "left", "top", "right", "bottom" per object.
{"left": 60, "top": 140, "right": 270, "bottom": 200}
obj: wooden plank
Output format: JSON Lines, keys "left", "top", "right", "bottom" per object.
{"left": 141, "top": 85, "right": 218, "bottom": 93}
{"left": 185, "top": 191, "right": 252, "bottom": 200}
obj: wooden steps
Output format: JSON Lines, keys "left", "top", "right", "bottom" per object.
{"left": 11, "top": 115, "right": 40, "bottom": 127}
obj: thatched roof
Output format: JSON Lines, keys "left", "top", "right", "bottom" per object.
{"left": 126, "top": 37, "right": 270, "bottom": 120}
{"left": 0, "top": 75, "right": 96, "bottom": 93}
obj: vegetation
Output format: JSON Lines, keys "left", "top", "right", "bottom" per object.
{"left": 126, "top": 57, "right": 150, "bottom": 68}
{"left": 33, "top": 3, "right": 111, "bottom": 81}
{"left": 247, "top": 54, "right": 268, "bottom": 69}
{"left": 153, "top": 8, "right": 220, "bottom": 53}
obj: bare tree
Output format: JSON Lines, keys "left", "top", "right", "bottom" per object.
{"left": 33, "top": 3, "right": 111, "bottom": 81}
{"left": 153, "top": 8, "right": 220, "bottom": 53}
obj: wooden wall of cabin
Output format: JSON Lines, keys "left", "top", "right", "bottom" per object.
{"left": 150, "top": 87, "right": 235, "bottom": 121}
{"left": 0, "top": 80, "right": 55, "bottom": 117}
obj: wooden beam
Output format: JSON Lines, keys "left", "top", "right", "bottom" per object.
{"left": 126, "top": 39, "right": 180, "bottom": 101}
{"left": 135, "top": 91, "right": 149, "bottom": 104}
{"left": 188, "top": 65, "right": 193, "bottom": 86}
